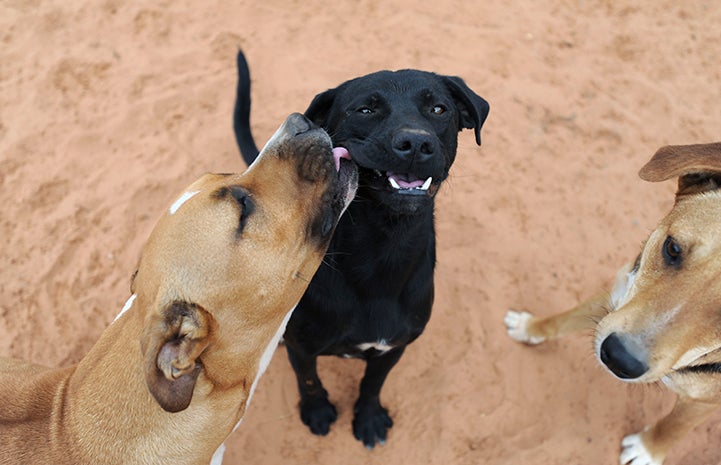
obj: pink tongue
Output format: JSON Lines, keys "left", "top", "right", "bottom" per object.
{"left": 388, "top": 172, "right": 424, "bottom": 189}
{"left": 332, "top": 147, "right": 351, "bottom": 172}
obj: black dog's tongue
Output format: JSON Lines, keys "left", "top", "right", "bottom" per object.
{"left": 387, "top": 172, "right": 425, "bottom": 189}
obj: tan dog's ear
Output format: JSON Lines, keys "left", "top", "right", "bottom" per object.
{"left": 141, "top": 301, "right": 216, "bottom": 412}
{"left": 639, "top": 142, "right": 721, "bottom": 196}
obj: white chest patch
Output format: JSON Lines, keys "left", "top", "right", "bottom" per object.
{"left": 244, "top": 305, "right": 297, "bottom": 412}
{"left": 169, "top": 190, "right": 200, "bottom": 215}
{"left": 112, "top": 294, "right": 136, "bottom": 323}
{"left": 210, "top": 305, "right": 297, "bottom": 465}
{"left": 209, "top": 443, "right": 226, "bottom": 465}
{"left": 357, "top": 340, "right": 394, "bottom": 354}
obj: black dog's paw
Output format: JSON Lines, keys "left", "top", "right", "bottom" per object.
{"left": 352, "top": 399, "right": 393, "bottom": 449}
{"left": 300, "top": 395, "right": 338, "bottom": 436}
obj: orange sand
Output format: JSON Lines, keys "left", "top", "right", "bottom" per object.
{"left": 2, "top": 1, "right": 721, "bottom": 464}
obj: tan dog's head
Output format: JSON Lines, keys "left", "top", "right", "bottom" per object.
{"left": 595, "top": 142, "right": 721, "bottom": 384}
{"left": 133, "top": 113, "right": 357, "bottom": 412}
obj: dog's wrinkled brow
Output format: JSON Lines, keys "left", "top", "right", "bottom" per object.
{"left": 212, "top": 186, "right": 254, "bottom": 236}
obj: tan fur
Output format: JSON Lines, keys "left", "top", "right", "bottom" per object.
{"left": 0, "top": 115, "right": 353, "bottom": 465}
{"left": 506, "top": 142, "right": 721, "bottom": 464}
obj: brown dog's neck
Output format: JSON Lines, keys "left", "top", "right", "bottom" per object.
{"left": 48, "top": 300, "right": 254, "bottom": 464}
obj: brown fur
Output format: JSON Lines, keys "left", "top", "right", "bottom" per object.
{"left": 0, "top": 114, "right": 356, "bottom": 465}
{"left": 506, "top": 142, "right": 721, "bottom": 464}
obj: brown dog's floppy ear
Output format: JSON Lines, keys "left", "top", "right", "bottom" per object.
{"left": 443, "top": 76, "right": 490, "bottom": 146}
{"left": 141, "top": 301, "right": 216, "bottom": 413}
{"left": 639, "top": 142, "right": 721, "bottom": 197}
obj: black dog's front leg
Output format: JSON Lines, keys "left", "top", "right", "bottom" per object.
{"left": 353, "top": 346, "right": 406, "bottom": 449}
{"left": 286, "top": 344, "right": 338, "bottom": 435}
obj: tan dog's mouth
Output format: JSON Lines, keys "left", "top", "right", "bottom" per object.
{"left": 672, "top": 344, "right": 721, "bottom": 372}
{"left": 332, "top": 147, "right": 358, "bottom": 213}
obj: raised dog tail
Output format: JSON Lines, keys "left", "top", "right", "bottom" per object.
{"left": 233, "top": 50, "right": 260, "bottom": 165}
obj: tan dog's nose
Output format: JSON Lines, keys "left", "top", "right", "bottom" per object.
{"left": 599, "top": 333, "right": 649, "bottom": 379}
{"left": 285, "top": 112, "right": 313, "bottom": 136}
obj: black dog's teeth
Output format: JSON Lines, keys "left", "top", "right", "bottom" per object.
{"left": 388, "top": 176, "right": 433, "bottom": 191}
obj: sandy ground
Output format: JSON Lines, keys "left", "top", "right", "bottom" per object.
{"left": 2, "top": 1, "right": 721, "bottom": 464}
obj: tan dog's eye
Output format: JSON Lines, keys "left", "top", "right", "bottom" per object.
{"left": 235, "top": 192, "right": 254, "bottom": 233}
{"left": 662, "top": 236, "right": 682, "bottom": 268}
{"left": 214, "top": 186, "right": 254, "bottom": 236}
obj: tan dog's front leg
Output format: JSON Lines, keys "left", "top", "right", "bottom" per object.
{"left": 505, "top": 291, "right": 609, "bottom": 344}
{"left": 620, "top": 396, "right": 719, "bottom": 465}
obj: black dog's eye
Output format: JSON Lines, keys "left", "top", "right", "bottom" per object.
{"left": 357, "top": 106, "right": 373, "bottom": 115}
{"left": 431, "top": 105, "right": 446, "bottom": 115}
{"left": 662, "top": 236, "right": 682, "bottom": 268}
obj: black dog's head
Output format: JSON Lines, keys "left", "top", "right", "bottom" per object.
{"left": 305, "top": 70, "right": 489, "bottom": 215}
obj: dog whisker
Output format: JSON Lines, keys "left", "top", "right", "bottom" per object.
{"left": 320, "top": 257, "right": 340, "bottom": 273}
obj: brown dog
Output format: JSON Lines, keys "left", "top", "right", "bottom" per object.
{"left": 506, "top": 142, "right": 721, "bottom": 465}
{"left": 0, "top": 113, "right": 357, "bottom": 465}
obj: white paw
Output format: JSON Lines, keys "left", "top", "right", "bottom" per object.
{"left": 620, "top": 433, "right": 663, "bottom": 465}
{"left": 504, "top": 310, "right": 545, "bottom": 345}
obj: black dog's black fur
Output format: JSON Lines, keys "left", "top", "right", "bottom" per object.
{"left": 233, "top": 51, "right": 489, "bottom": 448}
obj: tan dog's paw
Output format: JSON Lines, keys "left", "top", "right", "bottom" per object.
{"left": 620, "top": 433, "right": 663, "bottom": 465}
{"left": 504, "top": 310, "right": 545, "bottom": 345}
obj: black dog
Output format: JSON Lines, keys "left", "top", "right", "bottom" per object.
{"left": 233, "top": 51, "right": 489, "bottom": 448}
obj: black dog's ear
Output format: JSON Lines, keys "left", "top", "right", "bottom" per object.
{"left": 141, "top": 301, "right": 216, "bottom": 412}
{"left": 443, "top": 76, "right": 490, "bottom": 146}
{"left": 639, "top": 142, "right": 721, "bottom": 198}
{"left": 305, "top": 87, "right": 340, "bottom": 128}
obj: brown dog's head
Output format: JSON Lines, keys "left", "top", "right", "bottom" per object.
{"left": 134, "top": 113, "right": 357, "bottom": 412}
{"left": 595, "top": 142, "right": 721, "bottom": 384}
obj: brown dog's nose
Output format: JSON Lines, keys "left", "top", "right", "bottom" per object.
{"left": 285, "top": 113, "right": 314, "bottom": 136}
{"left": 600, "top": 333, "right": 648, "bottom": 379}
{"left": 392, "top": 129, "right": 437, "bottom": 163}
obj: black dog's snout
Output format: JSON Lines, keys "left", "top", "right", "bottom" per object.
{"left": 392, "top": 129, "right": 437, "bottom": 163}
{"left": 285, "top": 112, "right": 314, "bottom": 136}
{"left": 600, "top": 333, "right": 648, "bottom": 379}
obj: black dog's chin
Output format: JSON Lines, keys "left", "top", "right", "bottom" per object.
{"left": 380, "top": 193, "right": 433, "bottom": 215}
{"left": 359, "top": 180, "right": 436, "bottom": 215}
{"left": 355, "top": 167, "right": 442, "bottom": 215}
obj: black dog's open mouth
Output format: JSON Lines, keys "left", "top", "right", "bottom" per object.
{"left": 367, "top": 168, "right": 441, "bottom": 197}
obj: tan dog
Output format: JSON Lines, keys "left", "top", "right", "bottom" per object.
{"left": 0, "top": 113, "right": 357, "bottom": 465}
{"left": 505, "top": 142, "right": 721, "bottom": 465}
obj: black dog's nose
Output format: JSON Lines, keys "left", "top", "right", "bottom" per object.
{"left": 392, "top": 129, "right": 437, "bottom": 163}
{"left": 600, "top": 333, "right": 648, "bottom": 379}
{"left": 285, "top": 112, "right": 314, "bottom": 136}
